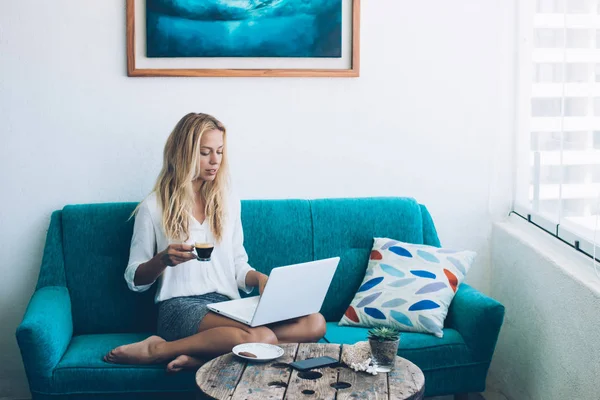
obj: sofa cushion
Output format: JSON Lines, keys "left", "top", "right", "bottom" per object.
{"left": 62, "top": 204, "right": 157, "bottom": 335}
{"left": 240, "top": 199, "right": 313, "bottom": 292}
{"left": 51, "top": 333, "right": 195, "bottom": 394}
{"left": 59, "top": 198, "right": 438, "bottom": 332}
{"left": 60, "top": 199, "right": 314, "bottom": 334}
{"left": 339, "top": 238, "right": 475, "bottom": 337}
{"left": 311, "top": 197, "right": 429, "bottom": 321}
{"left": 324, "top": 323, "right": 473, "bottom": 372}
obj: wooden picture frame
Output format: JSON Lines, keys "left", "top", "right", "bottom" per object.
{"left": 126, "top": 0, "right": 360, "bottom": 78}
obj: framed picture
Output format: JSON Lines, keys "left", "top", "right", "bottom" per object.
{"left": 126, "top": 0, "right": 360, "bottom": 77}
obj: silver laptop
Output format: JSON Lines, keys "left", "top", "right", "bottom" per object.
{"left": 207, "top": 257, "right": 340, "bottom": 327}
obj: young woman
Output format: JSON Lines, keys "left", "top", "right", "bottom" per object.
{"left": 104, "top": 113, "right": 326, "bottom": 372}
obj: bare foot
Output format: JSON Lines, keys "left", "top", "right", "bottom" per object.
{"left": 103, "top": 335, "right": 166, "bottom": 365}
{"left": 166, "top": 354, "right": 206, "bottom": 373}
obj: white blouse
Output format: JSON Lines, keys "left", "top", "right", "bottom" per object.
{"left": 124, "top": 191, "right": 255, "bottom": 303}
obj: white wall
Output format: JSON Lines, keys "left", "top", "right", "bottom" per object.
{"left": 0, "top": 1, "right": 516, "bottom": 397}
{"left": 490, "top": 216, "right": 600, "bottom": 400}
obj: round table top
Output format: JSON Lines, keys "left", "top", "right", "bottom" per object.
{"left": 196, "top": 343, "right": 425, "bottom": 400}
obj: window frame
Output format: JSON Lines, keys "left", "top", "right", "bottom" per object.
{"left": 514, "top": 0, "right": 600, "bottom": 262}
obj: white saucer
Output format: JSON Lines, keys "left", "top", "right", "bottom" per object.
{"left": 232, "top": 343, "right": 285, "bottom": 362}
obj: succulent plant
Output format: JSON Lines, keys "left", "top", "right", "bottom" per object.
{"left": 367, "top": 326, "right": 400, "bottom": 342}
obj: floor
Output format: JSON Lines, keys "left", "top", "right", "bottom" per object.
{"left": 425, "top": 396, "right": 484, "bottom": 400}
{"left": 426, "top": 390, "right": 508, "bottom": 400}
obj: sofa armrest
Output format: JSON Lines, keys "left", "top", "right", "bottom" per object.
{"left": 446, "top": 284, "right": 505, "bottom": 362}
{"left": 16, "top": 286, "right": 73, "bottom": 378}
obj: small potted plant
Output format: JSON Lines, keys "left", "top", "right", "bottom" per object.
{"left": 367, "top": 326, "right": 400, "bottom": 372}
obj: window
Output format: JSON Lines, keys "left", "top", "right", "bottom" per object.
{"left": 515, "top": 0, "right": 600, "bottom": 257}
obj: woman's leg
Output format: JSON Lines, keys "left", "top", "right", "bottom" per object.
{"left": 104, "top": 312, "right": 277, "bottom": 365}
{"left": 269, "top": 313, "right": 327, "bottom": 343}
{"left": 166, "top": 312, "right": 285, "bottom": 372}
{"left": 166, "top": 312, "right": 327, "bottom": 371}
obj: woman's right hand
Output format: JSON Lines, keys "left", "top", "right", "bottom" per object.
{"left": 158, "top": 244, "right": 197, "bottom": 267}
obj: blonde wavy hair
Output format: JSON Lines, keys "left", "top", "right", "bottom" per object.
{"left": 133, "top": 113, "right": 230, "bottom": 242}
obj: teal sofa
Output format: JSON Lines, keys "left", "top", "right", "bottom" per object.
{"left": 17, "top": 197, "right": 504, "bottom": 399}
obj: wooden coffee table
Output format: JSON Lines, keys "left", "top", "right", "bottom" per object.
{"left": 196, "top": 343, "right": 425, "bottom": 400}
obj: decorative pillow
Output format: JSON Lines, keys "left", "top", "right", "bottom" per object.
{"left": 339, "top": 237, "right": 476, "bottom": 338}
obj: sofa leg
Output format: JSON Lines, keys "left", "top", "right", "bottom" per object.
{"left": 454, "top": 394, "right": 469, "bottom": 400}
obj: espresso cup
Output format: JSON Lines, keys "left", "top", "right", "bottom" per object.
{"left": 195, "top": 242, "right": 214, "bottom": 261}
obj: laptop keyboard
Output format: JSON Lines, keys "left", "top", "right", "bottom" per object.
{"left": 235, "top": 298, "right": 258, "bottom": 321}
{"left": 237, "top": 303, "right": 259, "bottom": 319}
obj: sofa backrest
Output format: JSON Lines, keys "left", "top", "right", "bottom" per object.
{"left": 37, "top": 197, "right": 439, "bottom": 334}
{"left": 310, "top": 198, "right": 439, "bottom": 321}
{"left": 61, "top": 203, "right": 155, "bottom": 335}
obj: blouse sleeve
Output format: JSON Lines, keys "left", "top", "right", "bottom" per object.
{"left": 124, "top": 201, "right": 156, "bottom": 292}
{"left": 232, "top": 197, "right": 255, "bottom": 293}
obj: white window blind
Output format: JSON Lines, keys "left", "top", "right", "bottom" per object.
{"left": 516, "top": 0, "right": 600, "bottom": 258}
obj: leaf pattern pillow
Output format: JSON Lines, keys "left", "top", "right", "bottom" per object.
{"left": 338, "top": 237, "right": 475, "bottom": 338}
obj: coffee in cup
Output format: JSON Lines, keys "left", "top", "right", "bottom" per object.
{"left": 195, "top": 242, "right": 214, "bottom": 261}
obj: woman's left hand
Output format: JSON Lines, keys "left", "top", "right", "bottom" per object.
{"left": 258, "top": 274, "right": 269, "bottom": 295}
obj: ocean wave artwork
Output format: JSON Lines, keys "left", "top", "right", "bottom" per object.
{"left": 146, "top": 0, "right": 342, "bottom": 58}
